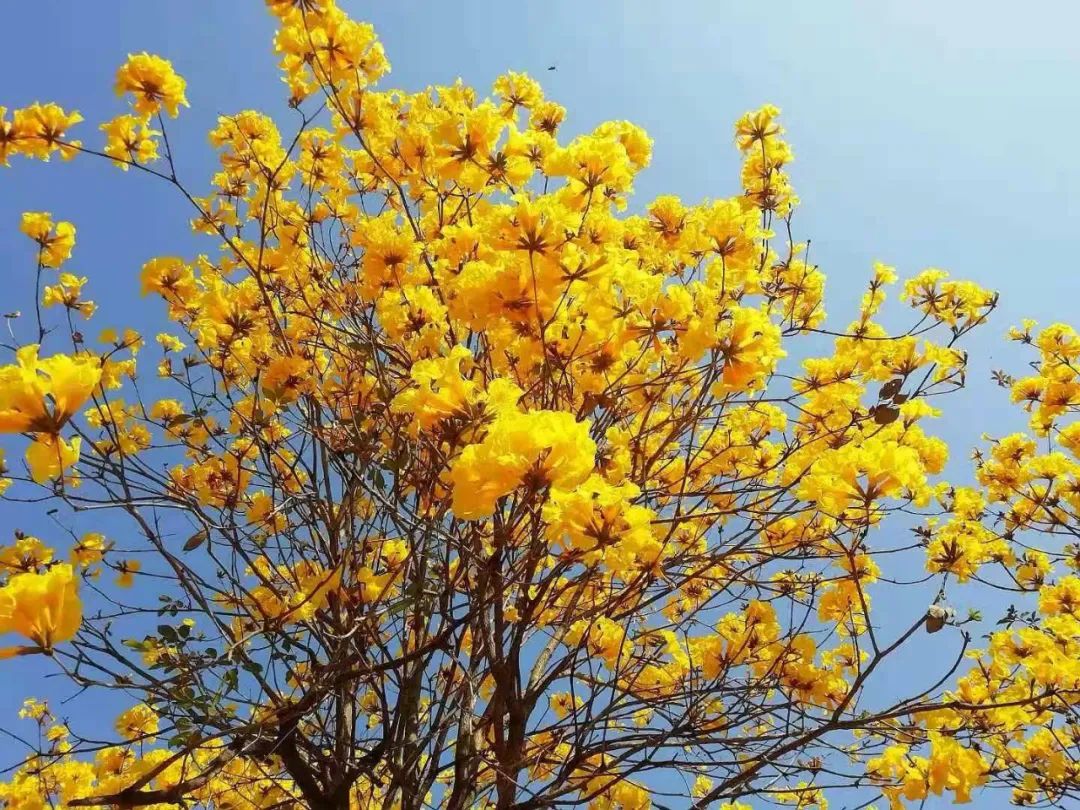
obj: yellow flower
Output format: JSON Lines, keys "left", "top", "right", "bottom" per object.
{"left": 115, "top": 703, "right": 159, "bottom": 741}
{"left": 19, "top": 211, "right": 76, "bottom": 267}
{"left": 734, "top": 103, "right": 783, "bottom": 151}
{"left": 17, "top": 697, "right": 49, "bottom": 721}
{"left": 448, "top": 408, "right": 596, "bottom": 519}
{"left": 25, "top": 434, "right": 82, "bottom": 484}
{"left": 380, "top": 539, "right": 409, "bottom": 567}
{"left": 391, "top": 346, "right": 479, "bottom": 432}
{"left": 691, "top": 776, "right": 714, "bottom": 799}
{"left": 115, "top": 559, "right": 141, "bottom": 588}
{"left": 42, "top": 273, "right": 95, "bottom": 319}
{"left": 0, "top": 535, "right": 53, "bottom": 575}
{"left": 155, "top": 333, "right": 185, "bottom": 352}
{"left": 0, "top": 345, "right": 101, "bottom": 434}
{"left": 355, "top": 566, "right": 395, "bottom": 603}
{"left": 0, "top": 106, "right": 20, "bottom": 165}
{"left": 140, "top": 256, "right": 196, "bottom": 303}
{"left": 8, "top": 103, "right": 82, "bottom": 161}
{"left": 493, "top": 71, "right": 543, "bottom": 118}
{"left": 542, "top": 475, "right": 659, "bottom": 575}
{"left": 1038, "top": 576, "right": 1080, "bottom": 618}
{"left": 0, "top": 563, "right": 82, "bottom": 651}
{"left": 115, "top": 53, "right": 189, "bottom": 118}
{"left": 100, "top": 113, "right": 159, "bottom": 168}
{"left": 261, "top": 354, "right": 315, "bottom": 403}
{"left": 71, "top": 533, "right": 108, "bottom": 569}
{"left": 566, "top": 616, "right": 626, "bottom": 667}
{"left": 902, "top": 269, "right": 995, "bottom": 327}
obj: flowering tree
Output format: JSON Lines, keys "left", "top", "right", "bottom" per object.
{"left": 1, "top": 2, "right": 1079, "bottom": 809}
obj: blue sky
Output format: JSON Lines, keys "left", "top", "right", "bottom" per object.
{"left": 1, "top": 1, "right": 1078, "bottom": 805}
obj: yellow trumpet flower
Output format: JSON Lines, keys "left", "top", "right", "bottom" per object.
{"left": 0, "top": 345, "right": 100, "bottom": 434}
{"left": 0, "top": 563, "right": 82, "bottom": 653}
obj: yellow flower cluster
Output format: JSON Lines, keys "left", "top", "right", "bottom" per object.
{"left": 1, "top": 1, "right": 1077, "bottom": 809}
{"left": 0, "top": 103, "right": 82, "bottom": 164}
{"left": 114, "top": 52, "right": 188, "bottom": 119}
{"left": 867, "top": 734, "right": 990, "bottom": 808}
{"left": 0, "top": 564, "right": 81, "bottom": 654}
{"left": 0, "top": 703, "right": 301, "bottom": 810}
{"left": 19, "top": 211, "right": 76, "bottom": 267}
{"left": 0, "top": 344, "right": 101, "bottom": 483}
{"left": 445, "top": 387, "right": 596, "bottom": 519}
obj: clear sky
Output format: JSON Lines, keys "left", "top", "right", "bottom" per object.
{"left": 1, "top": 2, "right": 1079, "bottom": 806}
